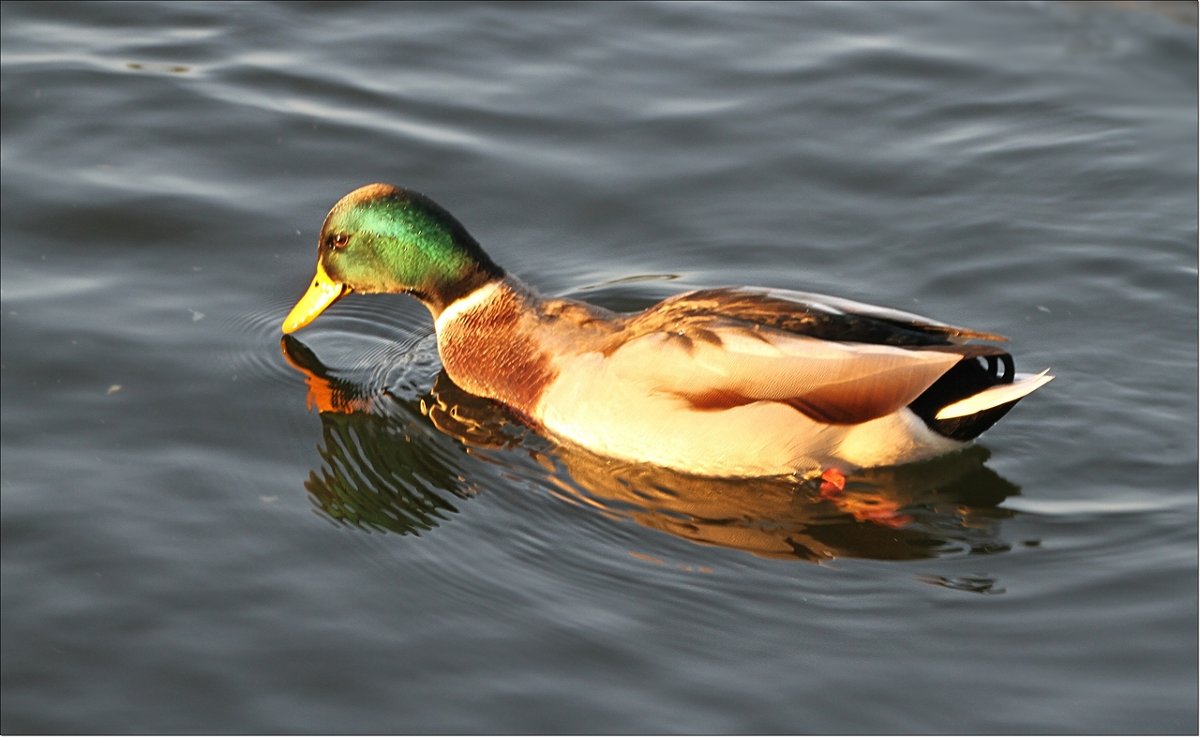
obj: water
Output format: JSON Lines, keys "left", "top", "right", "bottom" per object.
{"left": 2, "top": 1, "right": 1196, "bottom": 733}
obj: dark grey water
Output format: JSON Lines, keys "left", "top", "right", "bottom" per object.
{"left": 2, "top": 1, "right": 1197, "bottom": 733}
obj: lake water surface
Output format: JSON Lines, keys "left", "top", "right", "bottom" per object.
{"left": 2, "top": 1, "right": 1197, "bottom": 733}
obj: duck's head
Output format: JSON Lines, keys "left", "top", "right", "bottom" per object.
{"left": 282, "top": 184, "right": 503, "bottom": 333}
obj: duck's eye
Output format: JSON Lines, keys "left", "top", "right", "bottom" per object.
{"left": 326, "top": 233, "right": 350, "bottom": 249}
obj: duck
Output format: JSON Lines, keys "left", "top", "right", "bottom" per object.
{"left": 282, "top": 183, "right": 1053, "bottom": 478}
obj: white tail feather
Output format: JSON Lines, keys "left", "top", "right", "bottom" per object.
{"left": 935, "top": 370, "right": 1055, "bottom": 420}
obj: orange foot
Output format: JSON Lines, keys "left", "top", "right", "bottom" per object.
{"left": 844, "top": 499, "right": 913, "bottom": 529}
{"left": 817, "top": 467, "right": 912, "bottom": 529}
{"left": 818, "top": 467, "right": 846, "bottom": 497}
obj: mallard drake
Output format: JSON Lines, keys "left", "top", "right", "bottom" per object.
{"left": 282, "top": 183, "right": 1053, "bottom": 478}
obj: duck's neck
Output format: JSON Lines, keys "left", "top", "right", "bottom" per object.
{"left": 432, "top": 277, "right": 558, "bottom": 417}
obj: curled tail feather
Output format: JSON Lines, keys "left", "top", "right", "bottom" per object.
{"left": 907, "top": 352, "right": 1053, "bottom": 441}
{"left": 936, "top": 370, "right": 1054, "bottom": 420}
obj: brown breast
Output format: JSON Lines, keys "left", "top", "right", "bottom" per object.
{"left": 436, "top": 284, "right": 560, "bottom": 416}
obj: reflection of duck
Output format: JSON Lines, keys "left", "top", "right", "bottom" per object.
{"left": 282, "top": 184, "right": 1052, "bottom": 478}
{"left": 282, "top": 336, "right": 1019, "bottom": 562}
{"left": 281, "top": 336, "right": 484, "bottom": 535}
{"left": 553, "top": 443, "right": 1018, "bottom": 561}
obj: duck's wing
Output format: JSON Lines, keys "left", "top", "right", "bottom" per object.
{"left": 605, "top": 287, "right": 1008, "bottom": 425}
{"left": 639, "top": 287, "right": 1008, "bottom": 346}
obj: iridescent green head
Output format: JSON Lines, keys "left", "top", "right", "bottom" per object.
{"left": 283, "top": 184, "right": 503, "bottom": 333}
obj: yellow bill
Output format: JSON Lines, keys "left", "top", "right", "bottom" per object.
{"left": 282, "top": 261, "right": 348, "bottom": 334}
